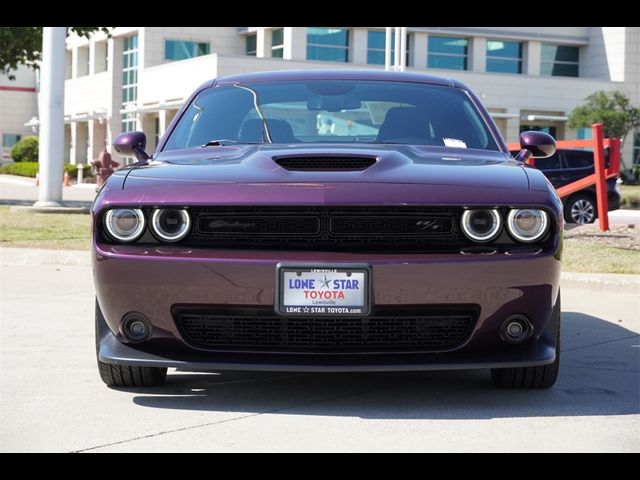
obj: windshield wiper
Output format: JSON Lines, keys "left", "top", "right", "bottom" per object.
{"left": 201, "top": 139, "right": 261, "bottom": 147}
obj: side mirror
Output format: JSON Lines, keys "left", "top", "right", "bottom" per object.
{"left": 113, "top": 131, "right": 150, "bottom": 162}
{"left": 516, "top": 131, "right": 556, "bottom": 160}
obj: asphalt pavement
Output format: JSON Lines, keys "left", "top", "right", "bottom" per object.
{"left": 0, "top": 247, "right": 638, "bottom": 452}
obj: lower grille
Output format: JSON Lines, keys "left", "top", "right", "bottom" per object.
{"left": 175, "top": 310, "right": 475, "bottom": 352}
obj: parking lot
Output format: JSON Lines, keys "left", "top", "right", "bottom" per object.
{"left": 0, "top": 250, "right": 638, "bottom": 452}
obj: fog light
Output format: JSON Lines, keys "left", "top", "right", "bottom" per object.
{"left": 122, "top": 314, "right": 150, "bottom": 342}
{"left": 501, "top": 315, "right": 532, "bottom": 344}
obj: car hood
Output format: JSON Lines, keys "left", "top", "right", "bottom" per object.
{"left": 127, "top": 144, "right": 525, "bottom": 188}
{"left": 100, "top": 144, "right": 552, "bottom": 208}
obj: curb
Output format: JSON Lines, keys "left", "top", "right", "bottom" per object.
{"left": 0, "top": 247, "right": 91, "bottom": 267}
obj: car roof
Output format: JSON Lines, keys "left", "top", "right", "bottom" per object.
{"left": 215, "top": 69, "right": 465, "bottom": 89}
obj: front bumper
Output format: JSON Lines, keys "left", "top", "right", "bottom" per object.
{"left": 94, "top": 242, "right": 561, "bottom": 372}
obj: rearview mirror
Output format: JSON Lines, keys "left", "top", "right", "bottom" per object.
{"left": 517, "top": 131, "right": 556, "bottom": 160}
{"left": 113, "top": 131, "right": 150, "bottom": 162}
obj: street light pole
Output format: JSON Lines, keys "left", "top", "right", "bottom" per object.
{"left": 34, "top": 27, "right": 66, "bottom": 208}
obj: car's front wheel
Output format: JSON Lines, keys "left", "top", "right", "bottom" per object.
{"left": 564, "top": 193, "right": 596, "bottom": 224}
{"left": 490, "top": 294, "right": 560, "bottom": 389}
{"left": 95, "top": 298, "right": 167, "bottom": 387}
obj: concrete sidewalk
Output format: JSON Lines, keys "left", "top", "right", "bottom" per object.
{"left": 0, "top": 174, "right": 96, "bottom": 207}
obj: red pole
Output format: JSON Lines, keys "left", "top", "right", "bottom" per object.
{"left": 609, "top": 137, "right": 621, "bottom": 176}
{"left": 592, "top": 123, "right": 609, "bottom": 231}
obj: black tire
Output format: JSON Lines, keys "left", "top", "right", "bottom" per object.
{"left": 95, "top": 299, "right": 167, "bottom": 387}
{"left": 564, "top": 193, "right": 596, "bottom": 224}
{"left": 491, "top": 295, "right": 560, "bottom": 389}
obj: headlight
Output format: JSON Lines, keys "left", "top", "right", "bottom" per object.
{"left": 461, "top": 209, "right": 502, "bottom": 242}
{"left": 103, "top": 208, "right": 145, "bottom": 242}
{"left": 506, "top": 209, "right": 549, "bottom": 243}
{"left": 150, "top": 208, "right": 191, "bottom": 242}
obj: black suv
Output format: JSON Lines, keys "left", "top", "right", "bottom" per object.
{"left": 511, "top": 148, "right": 621, "bottom": 224}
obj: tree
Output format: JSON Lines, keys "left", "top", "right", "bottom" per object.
{"left": 10, "top": 136, "right": 39, "bottom": 162}
{"left": 568, "top": 90, "right": 640, "bottom": 173}
{"left": 0, "top": 27, "right": 111, "bottom": 80}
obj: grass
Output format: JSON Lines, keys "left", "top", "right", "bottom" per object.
{"left": 562, "top": 242, "right": 640, "bottom": 274}
{"left": 619, "top": 184, "right": 640, "bottom": 209}
{"left": 0, "top": 205, "right": 91, "bottom": 250}
{"left": 1, "top": 205, "right": 638, "bottom": 274}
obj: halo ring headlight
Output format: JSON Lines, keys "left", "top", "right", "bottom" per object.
{"left": 507, "top": 209, "right": 549, "bottom": 243}
{"left": 150, "top": 208, "right": 191, "bottom": 242}
{"left": 104, "top": 208, "right": 145, "bottom": 242}
{"left": 461, "top": 209, "right": 502, "bottom": 243}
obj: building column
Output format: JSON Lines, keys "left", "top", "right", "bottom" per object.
{"left": 256, "top": 29, "right": 268, "bottom": 58}
{"left": 35, "top": 26, "right": 66, "bottom": 207}
{"left": 69, "top": 121, "right": 78, "bottom": 165}
{"left": 470, "top": 37, "right": 486, "bottom": 73}
{"left": 413, "top": 32, "right": 428, "bottom": 69}
{"left": 506, "top": 108, "right": 521, "bottom": 144}
{"left": 351, "top": 28, "right": 368, "bottom": 65}
{"left": 526, "top": 41, "right": 541, "bottom": 76}
{"left": 158, "top": 109, "right": 168, "bottom": 137}
{"left": 285, "top": 27, "right": 306, "bottom": 61}
{"left": 87, "top": 119, "right": 95, "bottom": 165}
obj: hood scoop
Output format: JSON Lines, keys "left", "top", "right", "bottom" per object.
{"left": 274, "top": 155, "right": 377, "bottom": 172}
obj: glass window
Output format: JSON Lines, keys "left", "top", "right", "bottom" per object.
{"left": 271, "top": 29, "right": 284, "bottom": 58}
{"left": 122, "top": 35, "right": 138, "bottom": 110}
{"left": 541, "top": 44, "right": 579, "bottom": 77}
{"left": 245, "top": 34, "right": 257, "bottom": 56}
{"left": 366, "top": 31, "right": 410, "bottom": 66}
{"left": 163, "top": 79, "right": 499, "bottom": 152}
{"left": 165, "top": 40, "right": 210, "bottom": 61}
{"left": 428, "top": 36, "right": 468, "bottom": 70}
{"left": 563, "top": 150, "right": 594, "bottom": 169}
{"left": 486, "top": 40, "right": 523, "bottom": 74}
{"left": 633, "top": 131, "right": 640, "bottom": 166}
{"left": 534, "top": 153, "right": 561, "bottom": 170}
{"left": 307, "top": 28, "right": 349, "bottom": 62}
{"left": 3, "top": 134, "right": 21, "bottom": 148}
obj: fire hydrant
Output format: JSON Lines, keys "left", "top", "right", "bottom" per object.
{"left": 92, "top": 147, "right": 120, "bottom": 191}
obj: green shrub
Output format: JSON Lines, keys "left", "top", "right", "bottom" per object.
{"left": 0, "top": 162, "right": 93, "bottom": 179}
{"left": 0, "top": 162, "right": 39, "bottom": 177}
{"left": 10, "top": 136, "right": 39, "bottom": 162}
{"left": 64, "top": 163, "right": 93, "bottom": 178}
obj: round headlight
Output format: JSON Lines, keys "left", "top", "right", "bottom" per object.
{"left": 150, "top": 208, "right": 191, "bottom": 242}
{"left": 507, "top": 209, "right": 549, "bottom": 243}
{"left": 461, "top": 209, "right": 502, "bottom": 243}
{"left": 104, "top": 208, "right": 145, "bottom": 242}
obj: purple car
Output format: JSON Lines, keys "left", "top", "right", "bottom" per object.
{"left": 94, "top": 69, "right": 562, "bottom": 389}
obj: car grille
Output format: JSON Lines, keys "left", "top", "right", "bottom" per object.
{"left": 188, "top": 206, "right": 463, "bottom": 251}
{"left": 274, "top": 156, "right": 377, "bottom": 171}
{"left": 174, "top": 309, "right": 475, "bottom": 353}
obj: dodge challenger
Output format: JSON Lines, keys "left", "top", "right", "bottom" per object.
{"left": 93, "top": 69, "right": 562, "bottom": 389}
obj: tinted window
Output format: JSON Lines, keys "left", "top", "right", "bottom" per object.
{"left": 164, "top": 80, "right": 500, "bottom": 152}
{"left": 486, "top": 40, "right": 522, "bottom": 74}
{"left": 165, "top": 40, "right": 210, "bottom": 61}
{"left": 307, "top": 28, "right": 349, "bottom": 62}
{"left": 428, "top": 36, "right": 468, "bottom": 71}
{"left": 533, "top": 153, "right": 561, "bottom": 170}
{"left": 564, "top": 150, "right": 593, "bottom": 168}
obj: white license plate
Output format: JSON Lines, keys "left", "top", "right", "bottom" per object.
{"left": 276, "top": 264, "right": 371, "bottom": 316}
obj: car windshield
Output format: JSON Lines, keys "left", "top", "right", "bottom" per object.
{"left": 163, "top": 79, "right": 500, "bottom": 152}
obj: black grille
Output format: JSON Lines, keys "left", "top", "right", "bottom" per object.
{"left": 198, "top": 215, "right": 320, "bottom": 235}
{"left": 175, "top": 310, "right": 475, "bottom": 352}
{"left": 330, "top": 215, "right": 453, "bottom": 236}
{"left": 186, "top": 207, "right": 463, "bottom": 251}
{"left": 275, "top": 156, "right": 376, "bottom": 171}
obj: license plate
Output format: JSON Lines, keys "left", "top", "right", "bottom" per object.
{"left": 275, "top": 264, "right": 371, "bottom": 316}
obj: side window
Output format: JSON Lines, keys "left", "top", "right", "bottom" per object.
{"left": 564, "top": 150, "right": 593, "bottom": 169}
{"left": 534, "top": 152, "right": 561, "bottom": 170}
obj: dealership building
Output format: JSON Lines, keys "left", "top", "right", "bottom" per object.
{"left": 1, "top": 27, "right": 638, "bottom": 166}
